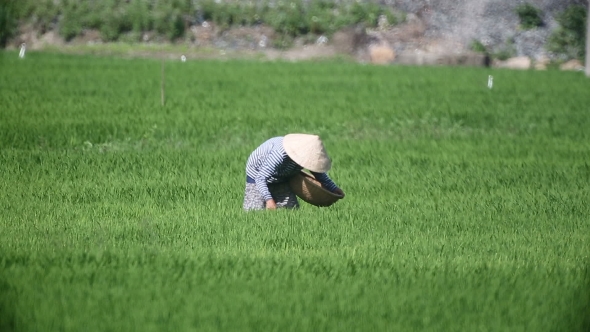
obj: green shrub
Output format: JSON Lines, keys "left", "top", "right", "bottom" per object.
{"left": 33, "top": 0, "right": 60, "bottom": 33}
{"left": 207, "top": 1, "right": 235, "bottom": 29}
{"left": 339, "top": 2, "right": 402, "bottom": 30}
{"left": 83, "top": 2, "right": 105, "bottom": 30}
{"left": 306, "top": 1, "right": 336, "bottom": 35}
{"left": 546, "top": 5, "right": 587, "bottom": 60}
{"left": 470, "top": 39, "right": 487, "bottom": 54}
{"left": 265, "top": 1, "right": 309, "bottom": 37}
{"left": 382, "top": 8, "right": 404, "bottom": 27}
{"left": 168, "top": 10, "right": 185, "bottom": 40}
{"left": 493, "top": 39, "right": 517, "bottom": 61}
{"left": 27, "top": 0, "right": 60, "bottom": 34}
{"left": 129, "top": 0, "right": 152, "bottom": 34}
{"left": 199, "top": 0, "right": 217, "bottom": 24}
{"left": 59, "top": 0, "right": 84, "bottom": 41}
{"left": 233, "top": 2, "right": 260, "bottom": 26}
{"left": 272, "top": 34, "right": 294, "bottom": 49}
{"left": 0, "top": 0, "right": 18, "bottom": 47}
{"left": 200, "top": 0, "right": 259, "bottom": 30}
{"left": 153, "top": 2, "right": 185, "bottom": 41}
{"left": 515, "top": 3, "right": 543, "bottom": 30}
{"left": 103, "top": 0, "right": 133, "bottom": 41}
{"left": 348, "top": 1, "right": 382, "bottom": 26}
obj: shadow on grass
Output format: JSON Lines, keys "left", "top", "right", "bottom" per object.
{"left": 569, "top": 263, "right": 590, "bottom": 332}
{"left": 0, "top": 278, "right": 16, "bottom": 332}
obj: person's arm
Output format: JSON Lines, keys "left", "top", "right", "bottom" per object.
{"left": 310, "top": 171, "right": 345, "bottom": 197}
{"left": 253, "top": 179, "right": 276, "bottom": 209}
{"left": 255, "top": 151, "right": 283, "bottom": 209}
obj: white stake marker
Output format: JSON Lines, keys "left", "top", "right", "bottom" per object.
{"left": 487, "top": 75, "right": 494, "bottom": 89}
{"left": 19, "top": 43, "right": 26, "bottom": 59}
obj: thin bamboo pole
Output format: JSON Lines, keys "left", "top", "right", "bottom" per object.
{"left": 586, "top": 1, "right": 590, "bottom": 76}
{"left": 161, "top": 59, "right": 166, "bottom": 106}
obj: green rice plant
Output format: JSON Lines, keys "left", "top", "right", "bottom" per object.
{"left": 0, "top": 52, "right": 589, "bottom": 331}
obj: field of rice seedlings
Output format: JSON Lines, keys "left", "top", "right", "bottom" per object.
{"left": 1, "top": 51, "right": 589, "bottom": 331}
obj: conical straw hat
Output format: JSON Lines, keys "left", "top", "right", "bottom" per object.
{"left": 283, "top": 134, "right": 332, "bottom": 173}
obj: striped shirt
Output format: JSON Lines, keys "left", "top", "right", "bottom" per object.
{"left": 246, "top": 136, "right": 339, "bottom": 201}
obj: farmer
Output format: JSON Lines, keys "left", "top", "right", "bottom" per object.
{"left": 243, "top": 134, "right": 345, "bottom": 211}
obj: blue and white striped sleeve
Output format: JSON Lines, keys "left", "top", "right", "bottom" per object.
{"left": 254, "top": 151, "right": 285, "bottom": 201}
{"left": 310, "top": 171, "right": 339, "bottom": 192}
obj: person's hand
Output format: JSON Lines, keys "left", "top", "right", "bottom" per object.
{"left": 266, "top": 199, "right": 277, "bottom": 210}
{"left": 333, "top": 188, "right": 345, "bottom": 198}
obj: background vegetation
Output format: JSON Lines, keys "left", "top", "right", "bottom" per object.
{"left": 515, "top": 2, "right": 544, "bottom": 30}
{"left": 0, "top": 0, "right": 17, "bottom": 47}
{"left": 7, "top": 0, "right": 402, "bottom": 44}
{"left": 1, "top": 1, "right": 587, "bottom": 60}
{"left": 1, "top": 52, "right": 589, "bottom": 331}
{"left": 547, "top": 4, "right": 588, "bottom": 61}
{"left": 469, "top": 2, "right": 587, "bottom": 62}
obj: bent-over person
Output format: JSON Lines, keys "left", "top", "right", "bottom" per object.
{"left": 243, "top": 134, "right": 344, "bottom": 211}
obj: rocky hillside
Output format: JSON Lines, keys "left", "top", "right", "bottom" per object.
{"left": 348, "top": 0, "right": 588, "bottom": 68}
{"left": 392, "top": 0, "right": 586, "bottom": 58}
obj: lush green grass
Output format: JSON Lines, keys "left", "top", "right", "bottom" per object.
{"left": 1, "top": 51, "right": 589, "bottom": 331}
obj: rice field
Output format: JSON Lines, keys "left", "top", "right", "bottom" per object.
{"left": 0, "top": 51, "right": 589, "bottom": 331}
